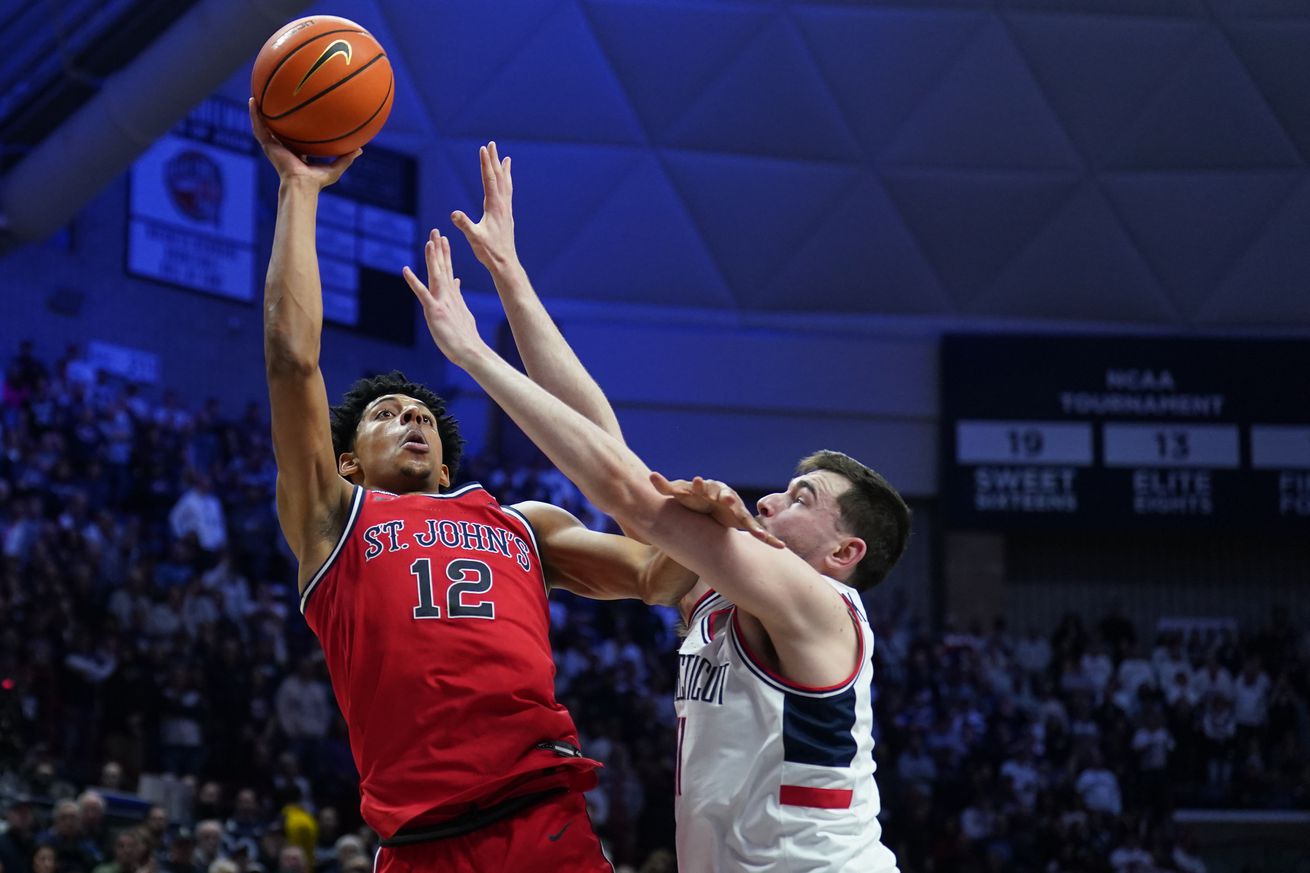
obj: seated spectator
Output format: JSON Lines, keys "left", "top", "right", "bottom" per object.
{"left": 33, "top": 845, "right": 59, "bottom": 873}
{"left": 75, "top": 793, "right": 111, "bottom": 861}
{"left": 277, "top": 845, "right": 308, "bottom": 873}
{"left": 1232, "top": 656, "right": 1271, "bottom": 744}
{"left": 1081, "top": 638, "right": 1115, "bottom": 702}
{"left": 91, "top": 830, "right": 145, "bottom": 873}
{"left": 162, "top": 827, "right": 197, "bottom": 873}
{"left": 1015, "top": 626, "right": 1053, "bottom": 678}
{"left": 1000, "top": 738, "right": 1042, "bottom": 811}
{"left": 1116, "top": 644, "right": 1156, "bottom": 700}
{"left": 222, "top": 789, "right": 265, "bottom": 853}
{"left": 896, "top": 728, "right": 938, "bottom": 797}
{"left": 959, "top": 795, "right": 998, "bottom": 845}
{"left": 1152, "top": 633, "right": 1190, "bottom": 690}
{"left": 1132, "top": 706, "right": 1175, "bottom": 814}
{"left": 168, "top": 471, "right": 226, "bottom": 555}
{"left": 1200, "top": 692, "right": 1237, "bottom": 791}
{"left": 38, "top": 799, "right": 102, "bottom": 873}
{"left": 1075, "top": 749, "right": 1122, "bottom": 816}
{"left": 0, "top": 794, "right": 38, "bottom": 873}
{"left": 193, "top": 821, "right": 225, "bottom": 873}
{"left": 1192, "top": 655, "right": 1235, "bottom": 703}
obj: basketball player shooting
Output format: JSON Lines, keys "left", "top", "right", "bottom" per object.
{"left": 404, "top": 216, "right": 910, "bottom": 872}
{"left": 250, "top": 102, "right": 773, "bottom": 873}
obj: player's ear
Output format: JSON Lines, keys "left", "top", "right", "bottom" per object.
{"left": 828, "top": 536, "right": 866, "bottom": 575}
{"left": 438, "top": 464, "right": 450, "bottom": 488}
{"left": 339, "top": 452, "right": 360, "bottom": 479}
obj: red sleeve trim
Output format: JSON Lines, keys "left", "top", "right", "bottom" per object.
{"left": 780, "top": 785, "right": 853, "bottom": 809}
{"left": 730, "top": 602, "right": 864, "bottom": 694}
{"left": 687, "top": 588, "right": 718, "bottom": 621}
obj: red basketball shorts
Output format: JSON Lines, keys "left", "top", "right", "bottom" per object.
{"left": 373, "top": 790, "right": 612, "bottom": 873}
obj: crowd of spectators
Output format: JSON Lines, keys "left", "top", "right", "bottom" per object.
{"left": 871, "top": 604, "right": 1310, "bottom": 872}
{"left": 1, "top": 340, "right": 1307, "bottom": 873}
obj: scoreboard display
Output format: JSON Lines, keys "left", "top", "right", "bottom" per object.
{"left": 941, "top": 335, "right": 1310, "bottom": 529}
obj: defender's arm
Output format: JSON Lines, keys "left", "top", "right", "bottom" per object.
{"left": 513, "top": 500, "right": 696, "bottom": 605}
{"left": 451, "top": 142, "right": 622, "bottom": 441}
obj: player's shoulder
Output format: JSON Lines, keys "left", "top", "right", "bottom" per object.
{"left": 819, "top": 574, "right": 871, "bottom": 625}
{"left": 504, "top": 500, "right": 586, "bottom": 535}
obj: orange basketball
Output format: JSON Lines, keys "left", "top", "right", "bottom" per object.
{"left": 251, "top": 15, "right": 394, "bottom": 157}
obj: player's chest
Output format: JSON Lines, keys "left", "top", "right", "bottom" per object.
{"left": 348, "top": 512, "right": 542, "bottom": 624}
{"left": 357, "top": 512, "right": 534, "bottom": 569}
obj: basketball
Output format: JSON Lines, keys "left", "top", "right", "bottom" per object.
{"left": 251, "top": 15, "right": 394, "bottom": 157}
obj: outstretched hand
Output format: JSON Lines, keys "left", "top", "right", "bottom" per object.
{"left": 650, "top": 472, "right": 785, "bottom": 549}
{"left": 402, "top": 230, "right": 488, "bottom": 368}
{"left": 249, "top": 98, "right": 359, "bottom": 188}
{"left": 451, "top": 141, "right": 518, "bottom": 272}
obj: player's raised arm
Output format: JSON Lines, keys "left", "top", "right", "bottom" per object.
{"left": 252, "top": 100, "right": 359, "bottom": 579}
{"left": 450, "top": 142, "right": 623, "bottom": 442}
{"left": 403, "top": 232, "right": 855, "bottom": 681}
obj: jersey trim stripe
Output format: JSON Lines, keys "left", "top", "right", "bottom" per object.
{"left": 500, "top": 505, "right": 540, "bottom": 558}
{"left": 779, "top": 785, "right": 854, "bottom": 809}
{"left": 728, "top": 606, "right": 865, "bottom": 697}
{"left": 697, "top": 599, "right": 729, "bottom": 644}
{"left": 299, "top": 485, "right": 365, "bottom": 615}
{"left": 705, "top": 609, "right": 732, "bottom": 642}
{"left": 687, "top": 589, "right": 717, "bottom": 622}
{"left": 500, "top": 505, "right": 547, "bottom": 598}
{"left": 421, "top": 481, "right": 485, "bottom": 499}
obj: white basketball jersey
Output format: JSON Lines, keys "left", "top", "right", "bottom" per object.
{"left": 674, "top": 579, "right": 899, "bottom": 873}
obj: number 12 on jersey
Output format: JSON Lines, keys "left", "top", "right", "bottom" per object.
{"left": 411, "top": 558, "right": 496, "bottom": 620}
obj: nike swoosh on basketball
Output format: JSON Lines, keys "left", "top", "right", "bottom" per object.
{"left": 548, "top": 822, "right": 571, "bottom": 842}
{"left": 294, "top": 39, "right": 353, "bottom": 95}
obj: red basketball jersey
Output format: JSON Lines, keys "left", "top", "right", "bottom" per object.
{"left": 300, "top": 483, "right": 599, "bottom": 839}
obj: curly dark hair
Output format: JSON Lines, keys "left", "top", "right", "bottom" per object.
{"left": 329, "top": 371, "right": 465, "bottom": 485}
{"left": 796, "top": 450, "right": 910, "bottom": 591}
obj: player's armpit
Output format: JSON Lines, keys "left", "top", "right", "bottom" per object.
{"left": 513, "top": 501, "right": 698, "bottom": 605}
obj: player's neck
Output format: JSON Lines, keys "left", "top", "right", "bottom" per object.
{"left": 362, "top": 475, "right": 442, "bottom": 495}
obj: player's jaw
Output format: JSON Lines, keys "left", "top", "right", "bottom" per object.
{"left": 385, "top": 429, "right": 444, "bottom": 486}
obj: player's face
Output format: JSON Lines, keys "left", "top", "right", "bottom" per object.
{"left": 755, "top": 470, "right": 852, "bottom": 567}
{"left": 345, "top": 394, "right": 449, "bottom": 492}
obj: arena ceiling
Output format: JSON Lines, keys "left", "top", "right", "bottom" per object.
{"left": 8, "top": 0, "right": 1310, "bottom": 330}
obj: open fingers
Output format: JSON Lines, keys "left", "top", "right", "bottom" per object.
{"left": 489, "top": 142, "right": 512, "bottom": 193}
{"left": 652, "top": 472, "right": 698, "bottom": 498}
{"left": 479, "top": 144, "right": 499, "bottom": 200}
{"left": 749, "top": 527, "right": 787, "bottom": 549}
{"left": 450, "top": 209, "right": 474, "bottom": 236}
{"left": 401, "top": 266, "right": 431, "bottom": 303}
{"left": 424, "top": 231, "right": 457, "bottom": 287}
{"left": 712, "top": 492, "right": 785, "bottom": 548}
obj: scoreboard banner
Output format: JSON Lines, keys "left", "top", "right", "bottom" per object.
{"left": 127, "top": 99, "right": 257, "bottom": 301}
{"left": 941, "top": 335, "right": 1310, "bottom": 529}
